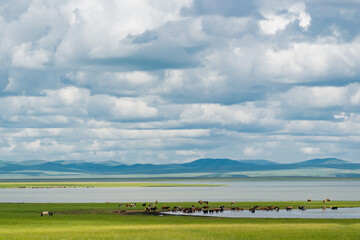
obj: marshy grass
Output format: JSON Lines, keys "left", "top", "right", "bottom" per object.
{"left": 0, "top": 201, "right": 359, "bottom": 239}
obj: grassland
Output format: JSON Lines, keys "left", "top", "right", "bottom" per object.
{"left": 0, "top": 201, "right": 359, "bottom": 239}
{"left": 0, "top": 182, "right": 223, "bottom": 188}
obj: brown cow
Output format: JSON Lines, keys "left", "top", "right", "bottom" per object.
{"left": 307, "top": 198, "right": 311, "bottom": 202}
{"left": 326, "top": 198, "right": 331, "bottom": 202}
{"left": 162, "top": 206, "right": 170, "bottom": 211}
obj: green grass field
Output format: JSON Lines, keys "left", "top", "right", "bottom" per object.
{"left": 0, "top": 182, "right": 223, "bottom": 188}
{"left": 0, "top": 201, "right": 359, "bottom": 239}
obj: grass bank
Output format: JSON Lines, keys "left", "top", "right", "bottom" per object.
{"left": 0, "top": 182, "right": 223, "bottom": 188}
{"left": 0, "top": 202, "right": 359, "bottom": 239}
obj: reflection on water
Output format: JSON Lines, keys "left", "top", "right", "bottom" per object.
{"left": 163, "top": 207, "right": 360, "bottom": 219}
{"left": 0, "top": 180, "right": 359, "bottom": 203}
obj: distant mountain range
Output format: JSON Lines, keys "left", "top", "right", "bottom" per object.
{"left": 1, "top": 158, "right": 360, "bottom": 179}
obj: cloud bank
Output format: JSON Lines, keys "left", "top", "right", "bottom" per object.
{"left": 1, "top": 0, "right": 360, "bottom": 163}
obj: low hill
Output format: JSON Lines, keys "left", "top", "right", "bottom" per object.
{"left": 0, "top": 158, "right": 359, "bottom": 179}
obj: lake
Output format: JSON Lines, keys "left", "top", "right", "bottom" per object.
{"left": 163, "top": 207, "right": 360, "bottom": 219}
{"left": 0, "top": 180, "right": 359, "bottom": 203}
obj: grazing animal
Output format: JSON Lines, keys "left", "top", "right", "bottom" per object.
{"left": 285, "top": 206, "right": 293, "bottom": 211}
{"left": 40, "top": 211, "right": 53, "bottom": 216}
{"left": 326, "top": 199, "right": 331, "bottom": 202}
{"left": 298, "top": 206, "right": 306, "bottom": 211}
{"left": 307, "top": 198, "right": 311, "bottom": 202}
{"left": 321, "top": 206, "right": 326, "bottom": 210}
{"left": 204, "top": 201, "right": 209, "bottom": 204}
{"left": 330, "top": 206, "right": 338, "bottom": 210}
{"left": 150, "top": 206, "right": 157, "bottom": 212}
{"left": 231, "top": 207, "right": 243, "bottom": 211}
{"left": 119, "top": 203, "right": 124, "bottom": 206}
{"left": 155, "top": 200, "right": 158, "bottom": 204}
{"left": 323, "top": 200, "right": 326, "bottom": 203}
{"left": 198, "top": 200, "right": 203, "bottom": 204}
{"left": 162, "top": 206, "right": 170, "bottom": 211}
{"left": 249, "top": 208, "right": 256, "bottom": 213}
{"left": 231, "top": 201, "right": 235, "bottom": 205}
{"left": 203, "top": 210, "right": 209, "bottom": 214}
{"left": 142, "top": 203, "right": 147, "bottom": 206}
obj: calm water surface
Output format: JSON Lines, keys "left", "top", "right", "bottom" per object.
{"left": 0, "top": 180, "right": 359, "bottom": 203}
{"left": 164, "top": 207, "right": 360, "bottom": 219}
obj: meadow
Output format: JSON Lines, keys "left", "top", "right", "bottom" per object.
{"left": 0, "top": 201, "right": 359, "bottom": 240}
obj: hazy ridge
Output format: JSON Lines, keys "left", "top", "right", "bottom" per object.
{"left": 1, "top": 158, "right": 360, "bottom": 179}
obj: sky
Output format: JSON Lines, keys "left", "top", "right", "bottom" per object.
{"left": 1, "top": 0, "right": 360, "bottom": 164}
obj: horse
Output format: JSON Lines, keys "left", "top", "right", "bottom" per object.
{"left": 40, "top": 211, "right": 53, "bottom": 216}
{"left": 298, "top": 206, "right": 306, "bottom": 211}
{"left": 249, "top": 208, "right": 256, "bottom": 213}
{"left": 285, "top": 206, "right": 293, "bottom": 211}
{"left": 195, "top": 207, "right": 202, "bottom": 212}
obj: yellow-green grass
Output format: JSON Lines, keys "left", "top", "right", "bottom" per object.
{"left": 0, "top": 182, "right": 223, "bottom": 188}
{"left": 0, "top": 202, "right": 360, "bottom": 240}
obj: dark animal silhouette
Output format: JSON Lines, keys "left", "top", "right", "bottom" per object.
{"left": 298, "top": 206, "right": 306, "bottom": 211}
